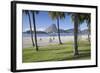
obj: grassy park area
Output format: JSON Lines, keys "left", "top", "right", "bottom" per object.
{"left": 22, "top": 40, "right": 91, "bottom": 63}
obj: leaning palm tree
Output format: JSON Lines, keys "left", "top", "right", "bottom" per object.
{"left": 31, "top": 11, "right": 39, "bottom": 51}
{"left": 23, "top": 10, "right": 35, "bottom": 47}
{"left": 48, "top": 12, "right": 65, "bottom": 44}
{"left": 83, "top": 14, "right": 91, "bottom": 43}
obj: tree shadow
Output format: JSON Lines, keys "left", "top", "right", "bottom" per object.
{"left": 59, "top": 52, "right": 90, "bottom": 61}
{"left": 55, "top": 49, "right": 91, "bottom": 61}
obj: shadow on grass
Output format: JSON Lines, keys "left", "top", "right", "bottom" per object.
{"left": 29, "top": 50, "right": 91, "bottom": 62}
{"left": 31, "top": 52, "right": 91, "bottom": 62}
{"left": 38, "top": 45, "right": 72, "bottom": 51}
{"left": 23, "top": 41, "right": 91, "bottom": 63}
{"left": 53, "top": 49, "right": 91, "bottom": 61}
{"left": 39, "top": 48, "right": 62, "bottom": 51}
{"left": 55, "top": 48, "right": 90, "bottom": 54}
{"left": 61, "top": 52, "right": 90, "bottom": 61}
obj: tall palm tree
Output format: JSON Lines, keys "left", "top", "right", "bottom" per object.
{"left": 23, "top": 10, "right": 35, "bottom": 47}
{"left": 69, "top": 13, "right": 89, "bottom": 56}
{"left": 48, "top": 12, "right": 65, "bottom": 44}
{"left": 31, "top": 11, "right": 39, "bottom": 51}
{"left": 73, "top": 13, "right": 79, "bottom": 56}
{"left": 68, "top": 13, "right": 79, "bottom": 56}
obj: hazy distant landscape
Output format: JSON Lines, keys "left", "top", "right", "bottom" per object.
{"left": 23, "top": 24, "right": 89, "bottom": 36}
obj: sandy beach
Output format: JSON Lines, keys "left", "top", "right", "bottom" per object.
{"left": 22, "top": 35, "right": 88, "bottom": 48}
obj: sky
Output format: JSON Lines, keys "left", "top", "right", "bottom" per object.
{"left": 22, "top": 11, "right": 88, "bottom": 32}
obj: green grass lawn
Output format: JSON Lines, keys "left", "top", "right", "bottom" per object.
{"left": 22, "top": 40, "right": 91, "bottom": 63}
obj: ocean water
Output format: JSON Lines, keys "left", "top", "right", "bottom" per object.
{"left": 22, "top": 33, "right": 86, "bottom": 37}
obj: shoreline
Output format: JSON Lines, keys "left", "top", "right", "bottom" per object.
{"left": 22, "top": 35, "right": 88, "bottom": 48}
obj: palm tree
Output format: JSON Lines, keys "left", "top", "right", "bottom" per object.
{"left": 68, "top": 13, "right": 79, "bottom": 56}
{"left": 73, "top": 13, "right": 79, "bottom": 56}
{"left": 83, "top": 14, "right": 91, "bottom": 43}
{"left": 48, "top": 12, "right": 65, "bottom": 44}
{"left": 69, "top": 13, "right": 90, "bottom": 56}
{"left": 23, "top": 10, "right": 35, "bottom": 47}
{"left": 75, "top": 13, "right": 91, "bottom": 43}
{"left": 31, "top": 11, "right": 39, "bottom": 51}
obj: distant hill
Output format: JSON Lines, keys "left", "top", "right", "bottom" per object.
{"left": 23, "top": 25, "right": 89, "bottom": 35}
{"left": 45, "top": 24, "right": 67, "bottom": 33}
{"left": 80, "top": 29, "right": 89, "bottom": 34}
{"left": 65, "top": 29, "right": 74, "bottom": 33}
{"left": 45, "top": 24, "right": 58, "bottom": 33}
{"left": 65, "top": 28, "right": 89, "bottom": 35}
{"left": 23, "top": 30, "right": 47, "bottom": 34}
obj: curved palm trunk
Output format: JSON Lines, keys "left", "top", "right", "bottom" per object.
{"left": 88, "top": 33, "right": 90, "bottom": 43}
{"left": 74, "top": 14, "right": 79, "bottom": 56}
{"left": 27, "top": 12, "right": 35, "bottom": 47}
{"left": 32, "top": 12, "right": 38, "bottom": 51}
{"left": 57, "top": 17, "right": 62, "bottom": 44}
{"left": 88, "top": 31, "right": 90, "bottom": 43}
{"left": 87, "top": 24, "right": 90, "bottom": 43}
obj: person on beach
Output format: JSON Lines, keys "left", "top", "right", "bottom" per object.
{"left": 49, "top": 38, "right": 52, "bottom": 43}
{"left": 40, "top": 38, "right": 42, "bottom": 41}
{"left": 53, "top": 37, "right": 55, "bottom": 40}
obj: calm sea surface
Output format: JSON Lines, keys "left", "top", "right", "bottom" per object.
{"left": 23, "top": 33, "right": 86, "bottom": 37}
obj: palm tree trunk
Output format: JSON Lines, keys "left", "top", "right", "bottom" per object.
{"left": 74, "top": 13, "right": 79, "bottom": 56}
{"left": 87, "top": 24, "right": 90, "bottom": 43}
{"left": 27, "top": 11, "right": 35, "bottom": 47}
{"left": 32, "top": 12, "right": 38, "bottom": 51}
{"left": 57, "top": 17, "right": 62, "bottom": 44}
{"left": 88, "top": 34, "right": 90, "bottom": 43}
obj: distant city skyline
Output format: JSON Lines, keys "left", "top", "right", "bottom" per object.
{"left": 22, "top": 11, "right": 88, "bottom": 32}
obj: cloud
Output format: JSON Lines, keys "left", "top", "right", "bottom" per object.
{"left": 37, "top": 28, "right": 45, "bottom": 31}
{"left": 23, "top": 28, "right": 33, "bottom": 32}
